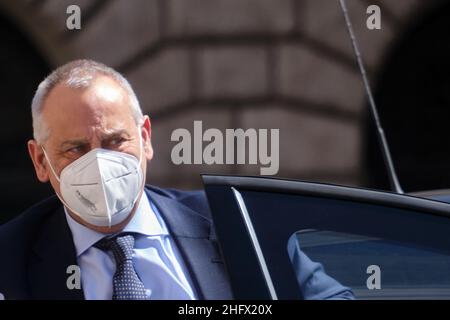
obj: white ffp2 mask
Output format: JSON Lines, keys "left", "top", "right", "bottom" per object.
{"left": 42, "top": 134, "right": 144, "bottom": 228}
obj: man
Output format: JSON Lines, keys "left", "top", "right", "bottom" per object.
{"left": 0, "top": 59, "right": 353, "bottom": 300}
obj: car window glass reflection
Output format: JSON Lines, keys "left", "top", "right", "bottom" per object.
{"left": 289, "top": 230, "right": 450, "bottom": 299}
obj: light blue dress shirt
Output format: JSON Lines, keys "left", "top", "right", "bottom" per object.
{"left": 64, "top": 193, "right": 198, "bottom": 300}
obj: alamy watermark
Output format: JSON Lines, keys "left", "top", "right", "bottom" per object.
{"left": 66, "top": 265, "right": 81, "bottom": 290}
{"left": 171, "top": 121, "right": 280, "bottom": 175}
{"left": 366, "top": 264, "right": 381, "bottom": 290}
{"left": 366, "top": 5, "right": 381, "bottom": 30}
{"left": 66, "top": 5, "right": 81, "bottom": 30}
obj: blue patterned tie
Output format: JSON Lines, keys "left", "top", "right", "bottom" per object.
{"left": 96, "top": 234, "right": 148, "bottom": 300}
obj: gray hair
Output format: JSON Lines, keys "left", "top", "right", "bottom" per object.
{"left": 31, "top": 59, "right": 143, "bottom": 144}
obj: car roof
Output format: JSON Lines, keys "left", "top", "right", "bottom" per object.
{"left": 203, "top": 175, "right": 450, "bottom": 219}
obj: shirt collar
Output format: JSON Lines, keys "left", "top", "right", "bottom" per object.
{"left": 65, "top": 192, "right": 168, "bottom": 257}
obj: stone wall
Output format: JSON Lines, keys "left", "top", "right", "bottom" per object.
{"left": 0, "top": 0, "right": 437, "bottom": 190}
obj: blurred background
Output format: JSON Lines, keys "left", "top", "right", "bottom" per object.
{"left": 1, "top": 0, "right": 449, "bottom": 223}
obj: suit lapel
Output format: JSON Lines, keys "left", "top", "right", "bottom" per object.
{"left": 146, "top": 188, "right": 233, "bottom": 299}
{"left": 28, "top": 206, "right": 84, "bottom": 300}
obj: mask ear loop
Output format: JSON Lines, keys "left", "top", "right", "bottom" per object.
{"left": 41, "top": 146, "right": 84, "bottom": 221}
{"left": 135, "top": 122, "right": 146, "bottom": 195}
{"left": 41, "top": 147, "right": 61, "bottom": 183}
{"left": 137, "top": 123, "right": 144, "bottom": 168}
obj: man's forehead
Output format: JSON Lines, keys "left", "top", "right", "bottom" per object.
{"left": 41, "top": 76, "right": 136, "bottom": 143}
{"left": 49, "top": 75, "right": 127, "bottom": 104}
{"left": 91, "top": 77, "right": 125, "bottom": 103}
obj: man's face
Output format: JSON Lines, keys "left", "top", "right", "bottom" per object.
{"left": 28, "top": 75, "right": 153, "bottom": 232}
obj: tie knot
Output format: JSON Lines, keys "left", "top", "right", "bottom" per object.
{"left": 95, "top": 234, "right": 135, "bottom": 263}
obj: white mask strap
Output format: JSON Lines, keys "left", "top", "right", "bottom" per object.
{"left": 41, "top": 146, "right": 85, "bottom": 224}
{"left": 41, "top": 147, "right": 61, "bottom": 183}
{"left": 137, "top": 123, "right": 146, "bottom": 169}
{"left": 138, "top": 127, "right": 142, "bottom": 166}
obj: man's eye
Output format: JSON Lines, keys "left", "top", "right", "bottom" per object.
{"left": 110, "top": 138, "right": 126, "bottom": 146}
{"left": 66, "top": 147, "right": 81, "bottom": 154}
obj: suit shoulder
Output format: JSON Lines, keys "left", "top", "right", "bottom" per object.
{"left": 145, "top": 185, "right": 212, "bottom": 219}
{"left": 0, "top": 195, "right": 60, "bottom": 243}
{"left": 0, "top": 195, "right": 61, "bottom": 293}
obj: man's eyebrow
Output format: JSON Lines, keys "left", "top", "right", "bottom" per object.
{"left": 60, "top": 139, "right": 89, "bottom": 149}
{"left": 58, "top": 130, "right": 132, "bottom": 149}
{"left": 100, "top": 129, "right": 132, "bottom": 140}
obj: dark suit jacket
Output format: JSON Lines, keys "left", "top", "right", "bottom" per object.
{"left": 0, "top": 185, "right": 233, "bottom": 300}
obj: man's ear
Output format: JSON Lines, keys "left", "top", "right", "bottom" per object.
{"left": 141, "top": 115, "right": 153, "bottom": 161}
{"left": 28, "top": 139, "right": 50, "bottom": 183}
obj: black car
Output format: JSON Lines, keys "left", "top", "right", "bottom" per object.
{"left": 202, "top": 175, "right": 450, "bottom": 300}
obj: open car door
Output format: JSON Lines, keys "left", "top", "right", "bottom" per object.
{"left": 203, "top": 175, "right": 450, "bottom": 300}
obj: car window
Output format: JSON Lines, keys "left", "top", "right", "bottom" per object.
{"left": 236, "top": 190, "right": 450, "bottom": 299}
{"left": 288, "top": 230, "right": 450, "bottom": 299}
{"left": 203, "top": 176, "right": 450, "bottom": 299}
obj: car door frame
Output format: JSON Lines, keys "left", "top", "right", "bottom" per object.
{"left": 202, "top": 174, "right": 450, "bottom": 299}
